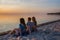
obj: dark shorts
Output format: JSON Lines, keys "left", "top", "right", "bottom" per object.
{"left": 21, "top": 30, "right": 29, "bottom": 36}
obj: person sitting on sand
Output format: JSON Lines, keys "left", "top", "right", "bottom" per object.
{"left": 19, "top": 18, "right": 29, "bottom": 36}
{"left": 32, "top": 16, "right": 37, "bottom": 31}
{"left": 27, "top": 17, "right": 36, "bottom": 33}
{"left": 9, "top": 18, "right": 29, "bottom": 37}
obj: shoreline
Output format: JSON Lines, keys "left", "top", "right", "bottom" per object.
{"left": 0, "top": 19, "right": 60, "bottom": 36}
{"left": 38, "top": 19, "right": 60, "bottom": 27}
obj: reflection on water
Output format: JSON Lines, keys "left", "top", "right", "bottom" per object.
{"left": 0, "top": 15, "right": 60, "bottom": 32}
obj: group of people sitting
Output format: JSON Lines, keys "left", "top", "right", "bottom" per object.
{"left": 9, "top": 17, "right": 37, "bottom": 37}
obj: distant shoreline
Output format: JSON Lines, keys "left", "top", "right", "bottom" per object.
{"left": 47, "top": 12, "right": 60, "bottom": 15}
{"left": 38, "top": 19, "right": 60, "bottom": 27}
{"left": 0, "top": 19, "right": 60, "bottom": 36}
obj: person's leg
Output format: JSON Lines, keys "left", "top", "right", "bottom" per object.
{"left": 26, "top": 26, "right": 31, "bottom": 34}
{"left": 9, "top": 29, "right": 15, "bottom": 35}
{"left": 33, "top": 26, "right": 37, "bottom": 32}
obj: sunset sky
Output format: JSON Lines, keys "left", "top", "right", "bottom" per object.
{"left": 0, "top": 0, "right": 60, "bottom": 14}
{"left": 0, "top": 0, "right": 60, "bottom": 32}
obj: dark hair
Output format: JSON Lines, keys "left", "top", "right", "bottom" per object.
{"left": 20, "top": 18, "right": 26, "bottom": 28}
{"left": 32, "top": 17, "right": 37, "bottom": 26}
{"left": 28, "top": 17, "right": 31, "bottom": 21}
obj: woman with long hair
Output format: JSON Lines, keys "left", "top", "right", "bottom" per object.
{"left": 32, "top": 16, "right": 37, "bottom": 31}
{"left": 19, "top": 18, "right": 26, "bottom": 31}
{"left": 19, "top": 18, "right": 29, "bottom": 36}
{"left": 32, "top": 17, "right": 37, "bottom": 26}
{"left": 19, "top": 18, "right": 27, "bottom": 36}
{"left": 9, "top": 18, "right": 28, "bottom": 37}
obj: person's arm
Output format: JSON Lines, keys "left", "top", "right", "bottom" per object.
{"left": 19, "top": 24, "right": 22, "bottom": 35}
{"left": 32, "top": 22, "right": 37, "bottom": 31}
{"left": 26, "top": 26, "right": 30, "bottom": 31}
{"left": 26, "top": 26, "right": 31, "bottom": 34}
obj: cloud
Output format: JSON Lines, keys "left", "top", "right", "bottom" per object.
{"left": 0, "top": 0, "right": 60, "bottom": 13}
{"left": 0, "top": 0, "right": 20, "bottom": 5}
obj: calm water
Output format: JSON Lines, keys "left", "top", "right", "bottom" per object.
{"left": 0, "top": 14, "right": 60, "bottom": 32}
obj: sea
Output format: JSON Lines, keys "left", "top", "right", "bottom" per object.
{"left": 0, "top": 14, "right": 60, "bottom": 32}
